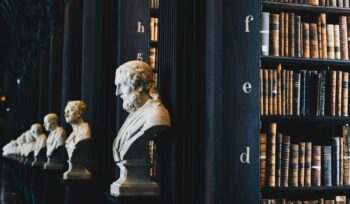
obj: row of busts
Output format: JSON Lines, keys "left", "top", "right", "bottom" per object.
{"left": 2, "top": 100, "right": 92, "bottom": 179}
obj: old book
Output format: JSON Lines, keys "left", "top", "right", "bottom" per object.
{"left": 295, "top": 15, "right": 302, "bottom": 58}
{"left": 340, "top": 136, "right": 344, "bottom": 185}
{"left": 330, "top": 71, "right": 337, "bottom": 116}
{"left": 305, "top": 71, "right": 312, "bottom": 115}
{"left": 335, "top": 196, "right": 346, "bottom": 204}
{"left": 305, "top": 142, "right": 312, "bottom": 186}
{"left": 337, "top": 71, "right": 343, "bottom": 116}
{"left": 322, "top": 146, "right": 332, "bottom": 186}
{"left": 343, "top": 125, "right": 350, "bottom": 185}
{"left": 320, "top": 0, "right": 326, "bottom": 4}
{"left": 289, "top": 13, "right": 295, "bottom": 57}
{"left": 285, "top": 13, "right": 289, "bottom": 57}
{"left": 334, "top": 25, "right": 341, "bottom": 60}
{"left": 310, "top": 23, "right": 319, "bottom": 58}
{"left": 318, "top": 17, "right": 323, "bottom": 59}
{"left": 345, "top": 0, "right": 350, "bottom": 7}
{"left": 339, "top": 16, "right": 349, "bottom": 60}
{"left": 311, "top": 145, "right": 321, "bottom": 186}
{"left": 149, "top": 47, "right": 157, "bottom": 69}
{"left": 282, "top": 136, "right": 291, "bottom": 187}
{"left": 332, "top": 137, "right": 340, "bottom": 186}
{"left": 309, "top": 0, "right": 319, "bottom": 5}
{"left": 338, "top": 0, "right": 344, "bottom": 6}
{"left": 325, "top": 201, "right": 335, "bottom": 204}
{"left": 316, "top": 73, "right": 322, "bottom": 116}
{"left": 310, "top": 71, "right": 318, "bottom": 116}
{"left": 287, "top": 71, "right": 290, "bottom": 115}
{"left": 320, "top": 14, "right": 328, "bottom": 59}
{"left": 280, "top": 13, "right": 285, "bottom": 56}
{"left": 260, "top": 69, "right": 264, "bottom": 115}
{"left": 273, "top": 70, "right": 278, "bottom": 115}
{"left": 327, "top": 24, "right": 335, "bottom": 59}
{"left": 303, "top": 23, "right": 310, "bottom": 58}
{"left": 290, "top": 144, "right": 299, "bottom": 187}
{"left": 289, "top": 71, "right": 294, "bottom": 115}
{"left": 276, "top": 133, "right": 283, "bottom": 186}
{"left": 320, "top": 71, "right": 326, "bottom": 116}
{"left": 282, "top": 70, "right": 287, "bottom": 115}
{"left": 293, "top": 73, "right": 301, "bottom": 115}
{"left": 264, "top": 69, "right": 269, "bottom": 115}
{"left": 343, "top": 72, "right": 349, "bottom": 116}
{"left": 268, "top": 123, "right": 277, "bottom": 187}
{"left": 260, "top": 133, "right": 267, "bottom": 187}
{"left": 299, "top": 142, "right": 305, "bottom": 187}
{"left": 300, "top": 70, "right": 307, "bottom": 115}
{"left": 150, "top": 17, "right": 155, "bottom": 41}
{"left": 154, "top": 18, "right": 159, "bottom": 42}
{"left": 347, "top": 17, "right": 350, "bottom": 59}
{"left": 330, "top": 0, "right": 337, "bottom": 5}
{"left": 278, "top": 64, "right": 282, "bottom": 115}
{"left": 270, "top": 14, "right": 280, "bottom": 56}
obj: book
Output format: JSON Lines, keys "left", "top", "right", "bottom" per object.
{"left": 289, "top": 71, "right": 294, "bottom": 115}
{"left": 270, "top": 14, "right": 280, "bottom": 56}
{"left": 295, "top": 15, "right": 302, "bottom": 58}
{"left": 282, "top": 135, "right": 291, "bottom": 187}
{"left": 276, "top": 133, "right": 283, "bottom": 186}
{"left": 320, "top": 14, "right": 328, "bottom": 59}
{"left": 327, "top": 24, "right": 335, "bottom": 59}
{"left": 339, "top": 16, "right": 349, "bottom": 60}
{"left": 260, "top": 69, "right": 264, "bottom": 115}
{"left": 273, "top": 70, "right": 278, "bottom": 115}
{"left": 342, "top": 72, "right": 349, "bottom": 116}
{"left": 293, "top": 73, "right": 301, "bottom": 115}
{"left": 334, "top": 25, "right": 341, "bottom": 60}
{"left": 299, "top": 142, "right": 305, "bottom": 187}
{"left": 289, "top": 13, "right": 295, "bottom": 57}
{"left": 312, "top": 146, "right": 321, "bottom": 186}
{"left": 268, "top": 123, "right": 277, "bottom": 187}
{"left": 330, "top": 71, "right": 337, "bottom": 116}
{"left": 260, "top": 133, "right": 267, "bottom": 187}
{"left": 278, "top": 64, "right": 282, "bottom": 115}
{"left": 310, "top": 23, "right": 319, "bottom": 58}
{"left": 305, "top": 142, "right": 312, "bottom": 186}
{"left": 290, "top": 144, "right": 299, "bottom": 187}
{"left": 300, "top": 70, "right": 307, "bottom": 116}
{"left": 303, "top": 23, "right": 310, "bottom": 58}
{"left": 332, "top": 137, "right": 340, "bottom": 186}
{"left": 309, "top": 0, "right": 319, "bottom": 5}
{"left": 337, "top": 71, "right": 343, "bottom": 116}
{"left": 280, "top": 12, "right": 285, "bottom": 57}
{"left": 284, "top": 13, "right": 289, "bottom": 57}
{"left": 282, "top": 69, "right": 287, "bottom": 115}
{"left": 322, "top": 146, "right": 332, "bottom": 186}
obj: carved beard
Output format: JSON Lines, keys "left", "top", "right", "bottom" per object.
{"left": 122, "top": 91, "right": 143, "bottom": 113}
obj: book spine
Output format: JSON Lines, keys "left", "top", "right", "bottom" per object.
{"left": 289, "top": 13, "right": 295, "bottom": 57}
{"left": 270, "top": 14, "right": 280, "bottom": 56}
{"left": 305, "top": 142, "right": 312, "bottom": 186}
{"left": 310, "top": 71, "right": 318, "bottom": 116}
{"left": 303, "top": 23, "right": 310, "bottom": 58}
{"left": 327, "top": 24, "right": 335, "bottom": 59}
{"left": 322, "top": 146, "right": 332, "bottom": 186}
{"left": 309, "top": 0, "right": 320, "bottom": 5}
{"left": 312, "top": 145, "right": 322, "bottom": 186}
{"left": 290, "top": 71, "right": 294, "bottom": 115}
{"left": 336, "top": 196, "right": 346, "bottom": 204}
{"left": 278, "top": 64, "right": 282, "bottom": 115}
{"left": 300, "top": 70, "right": 307, "bottom": 115}
{"left": 154, "top": 18, "right": 159, "bottom": 42}
{"left": 287, "top": 70, "right": 290, "bottom": 115}
{"left": 310, "top": 23, "right": 320, "bottom": 58}
{"left": 339, "top": 16, "right": 349, "bottom": 60}
{"left": 320, "top": 71, "right": 326, "bottom": 116}
{"left": 260, "top": 133, "right": 267, "bottom": 187}
{"left": 331, "top": 0, "right": 337, "bottom": 6}
{"left": 295, "top": 15, "right": 302, "bottom": 58}
{"left": 293, "top": 73, "right": 301, "bottom": 115}
{"left": 260, "top": 69, "right": 264, "bottom": 115}
{"left": 334, "top": 25, "right": 341, "bottom": 60}
{"left": 284, "top": 13, "right": 289, "bottom": 57}
{"left": 276, "top": 133, "right": 283, "bottom": 186}
{"left": 282, "top": 70, "right": 287, "bottom": 115}
{"left": 338, "top": 0, "right": 344, "bottom": 6}
{"left": 331, "top": 71, "right": 337, "bottom": 116}
{"left": 273, "top": 70, "right": 278, "bottom": 115}
{"left": 347, "top": 17, "right": 350, "bottom": 59}
{"left": 290, "top": 144, "right": 299, "bottom": 187}
{"left": 282, "top": 136, "right": 291, "bottom": 187}
{"left": 269, "top": 69, "right": 273, "bottom": 115}
{"left": 299, "top": 142, "right": 306, "bottom": 187}
{"left": 318, "top": 17, "right": 323, "bottom": 59}
{"left": 320, "top": 0, "right": 326, "bottom": 5}
{"left": 280, "top": 13, "right": 285, "bottom": 57}
{"left": 337, "top": 71, "right": 343, "bottom": 116}
{"left": 321, "top": 14, "right": 328, "bottom": 59}
{"left": 268, "top": 123, "right": 277, "bottom": 187}
{"left": 345, "top": 0, "right": 350, "bottom": 7}
{"left": 317, "top": 73, "right": 322, "bottom": 116}
{"left": 340, "top": 136, "right": 344, "bottom": 185}
{"left": 332, "top": 137, "right": 340, "bottom": 186}
{"left": 343, "top": 125, "right": 350, "bottom": 185}
{"left": 343, "top": 72, "right": 349, "bottom": 116}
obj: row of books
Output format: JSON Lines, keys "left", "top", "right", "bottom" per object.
{"left": 150, "top": 17, "right": 159, "bottom": 42}
{"left": 261, "top": 196, "right": 348, "bottom": 204}
{"left": 150, "top": 0, "right": 159, "bottom": 9}
{"left": 150, "top": 47, "right": 158, "bottom": 69}
{"left": 148, "top": 140, "right": 157, "bottom": 177}
{"left": 262, "top": 0, "right": 350, "bottom": 7}
{"left": 262, "top": 13, "right": 350, "bottom": 60}
{"left": 260, "top": 65, "right": 350, "bottom": 117}
{"left": 260, "top": 123, "right": 350, "bottom": 187}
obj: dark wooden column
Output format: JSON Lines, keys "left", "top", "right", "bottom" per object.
{"left": 60, "top": 0, "right": 83, "bottom": 127}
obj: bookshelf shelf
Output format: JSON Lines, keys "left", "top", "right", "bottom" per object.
{"left": 260, "top": 116, "right": 350, "bottom": 123}
{"left": 150, "top": 8, "right": 159, "bottom": 17}
{"left": 260, "top": 56, "right": 350, "bottom": 67}
{"left": 150, "top": 41, "right": 158, "bottom": 47}
{"left": 261, "top": 186, "right": 350, "bottom": 195}
{"left": 261, "top": 1, "right": 350, "bottom": 15}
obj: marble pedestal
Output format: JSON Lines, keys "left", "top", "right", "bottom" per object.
{"left": 44, "top": 145, "right": 67, "bottom": 170}
{"left": 32, "top": 148, "right": 47, "bottom": 167}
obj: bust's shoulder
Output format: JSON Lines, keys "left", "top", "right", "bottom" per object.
{"left": 144, "top": 100, "right": 171, "bottom": 128}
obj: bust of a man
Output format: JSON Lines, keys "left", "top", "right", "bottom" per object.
{"left": 64, "top": 100, "right": 91, "bottom": 159}
{"left": 113, "top": 60, "right": 171, "bottom": 161}
{"left": 31, "top": 124, "right": 47, "bottom": 157}
{"left": 22, "top": 130, "right": 36, "bottom": 156}
{"left": 44, "top": 113, "right": 67, "bottom": 156}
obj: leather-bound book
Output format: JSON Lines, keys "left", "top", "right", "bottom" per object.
{"left": 280, "top": 13, "right": 285, "bottom": 56}
{"left": 289, "top": 71, "right": 294, "bottom": 115}
{"left": 282, "top": 70, "right": 287, "bottom": 115}
{"left": 320, "top": 71, "right": 326, "bottom": 116}
{"left": 327, "top": 24, "right": 335, "bottom": 59}
{"left": 338, "top": 0, "right": 344, "bottom": 6}
{"left": 278, "top": 64, "right": 282, "bottom": 115}
{"left": 334, "top": 25, "right": 341, "bottom": 60}
{"left": 270, "top": 14, "right": 280, "bottom": 56}
{"left": 305, "top": 71, "right": 312, "bottom": 116}
{"left": 320, "top": 0, "right": 326, "bottom": 5}
{"left": 311, "top": 145, "right": 321, "bottom": 186}
{"left": 337, "top": 71, "right": 343, "bottom": 116}
{"left": 300, "top": 70, "right": 307, "bottom": 115}
{"left": 284, "top": 13, "right": 289, "bottom": 57}
{"left": 345, "top": 0, "right": 350, "bottom": 7}
{"left": 268, "top": 123, "right": 277, "bottom": 187}
{"left": 282, "top": 136, "right": 291, "bottom": 187}
{"left": 303, "top": 23, "right": 310, "bottom": 58}
{"left": 287, "top": 71, "right": 290, "bottom": 115}
{"left": 322, "top": 146, "right": 332, "bottom": 186}
{"left": 273, "top": 70, "right": 278, "bottom": 115}
{"left": 295, "top": 15, "right": 302, "bottom": 58}
{"left": 342, "top": 125, "right": 350, "bottom": 185}
{"left": 335, "top": 196, "right": 346, "bottom": 204}
{"left": 305, "top": 142, "right": 312, "bottom": 186}
{"left": 310, "top": 23, "right": 319, "bottom": 58}
{"left": 340, "top": 136, "right": 344, "bottom": 185}
{"left": 332, "top": 137, "right": 340, "bottom": 186}
{"left": 289, "top": 13, "right": 295, "bottom": 57}
{"left": 264, "top": 69, "right": 269, "bottom": 115}
{"left": 260, "top": 69, "right": 264, "bottom": 115}
{"left": 320, "top": 14, "right": 328, "bottom": 59}
{"left": 342, "top": 72, "right": 349, "bottom": 116}
{"left": 276, "top": 133, "right": 283, "bottom": 186}
{"left": 318, "top": 17, "right": 323, "bottom": 59}
{"left": 339, "top": 16, "right": 349, "bottom": 60}
{"left": 330, "top": 0, "right": 337, "bottom": 6}
{"left": 269, "top": 69, "right": 274, "bottom": 115}
{"left": 330, "top": 71, "right": 337, "bottom": 116}
{"left": 260, "top": 133, "right": 267, "bottom": 187}
{"left": 299, "top": 142, "right": 305, "bottom": 187}
{"left": 290, "top": 144, "right": 299, "bottom": 187}
{"left": 309, "top": 0, "right": 319, "bottom": 5}
{"left": 347, "top": 17, "right": 350, "bottom": 59}
{"left": 293, "top": 73, "right": 301, "bottom": 115}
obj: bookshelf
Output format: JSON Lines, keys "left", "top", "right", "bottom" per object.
{"left": 260, "top": 0, "right": 350, "bottom": 203}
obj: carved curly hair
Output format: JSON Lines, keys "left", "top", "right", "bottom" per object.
{"left": 116, "top": 60, "right": 159, "bottom": 100}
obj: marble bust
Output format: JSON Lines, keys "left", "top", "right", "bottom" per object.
{"left": 31, "top": 124, "right": 47, "bottom": 166}
{"left": 111, "top": 60, "right": 171, "bottom": 196}
{"left": 22, "top": 130, "right": 36, "bottom": 156}
{"left": 43, "top": 113, "right": 67, "bottom": 169}
{"left": 63, "top": 100, "right": 92, "bottom": 179}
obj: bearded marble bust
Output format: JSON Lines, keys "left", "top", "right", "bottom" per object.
{"left": 31, "top": 124, "right": 47, "bottom": 157}
{"left": 112, "top": 60, "right": 171, "bottom": 161}
{"left": 111, "top": 60, "right": 170, "bottom": 196}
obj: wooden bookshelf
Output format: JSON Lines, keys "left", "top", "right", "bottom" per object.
{"left": 261, "top": 56, "right": 350, "bottom": 67}
{"left": 261, "top": 1, "right": 350, "bottom": 15}
{"left": 260, "top": 116, "right": 350, "bottom": 123}
{"left": 262, "top": 186, "right": 350, "bottom": 194}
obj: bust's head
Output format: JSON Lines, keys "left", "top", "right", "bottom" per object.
{"left": 44, "top": 113, "right": 59, "bottom": 132}
{"left": 64, "top": 101, "right": 86, "bottom": 125}
{"left": 30, "top": 124, "right": 43, "bottom": 139}
{"left": 115, "top": 60, "right": 157, "bottom": 113}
